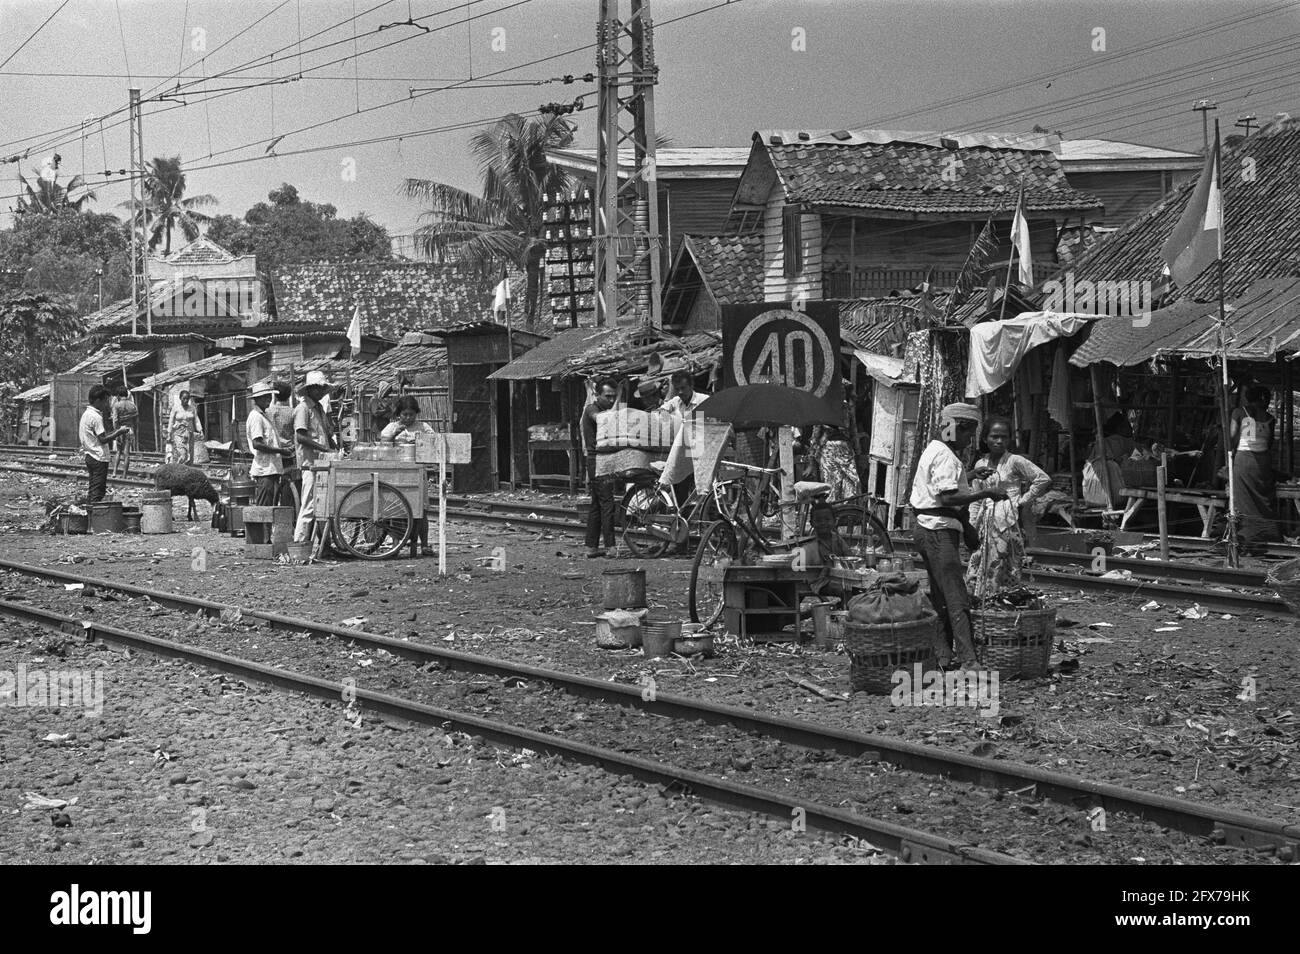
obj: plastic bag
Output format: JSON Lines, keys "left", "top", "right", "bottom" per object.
{"left": 846, "top": 572, "right": 928, "bottom": 624}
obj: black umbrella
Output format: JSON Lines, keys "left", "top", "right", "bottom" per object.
{"left": 695, "top": 384, "right": 840, "bottom": 428}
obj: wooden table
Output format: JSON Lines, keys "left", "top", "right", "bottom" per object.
{"left": 1120, "top": 487, "right": 1226, "bottom": 537}
{"left": 1276, "top": 483, "right": 1300, "bottom": 518}
{"left": 723, "top": 565, "right": 820, "bottom": 643}
{"left": 528, "top": 438, "right": 579, "bottom": 493}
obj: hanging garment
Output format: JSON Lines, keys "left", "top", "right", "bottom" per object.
{"left": 966, "top": 313, "right": 1097, "bottom": 397}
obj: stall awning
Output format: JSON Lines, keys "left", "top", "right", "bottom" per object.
{"left": 132, "top": 350, "right": 267, "bottom": 392}
{"left": 967, "top": 312, "right": 1099, "bottom": 396}
{"left": 852, "top": 350, "right": 908, "bottom": 386}
{"left": 1068, "top": 277, "right": 1300, "bottom": 367}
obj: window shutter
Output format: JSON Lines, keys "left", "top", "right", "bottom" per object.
{"left": 782, "top": 206, "right": 803, "bottom": 278}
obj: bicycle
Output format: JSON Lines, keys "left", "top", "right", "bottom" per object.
{"left": 687, "top": 470, "right": 894, "bottom": 627}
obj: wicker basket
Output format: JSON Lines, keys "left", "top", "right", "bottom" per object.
{"left": 972, "top": 605, "right": 1056, "bottom": 679}
{"left": 843, "top": 613, "right": 938, "bottom": 694}
{"left": 1266, "top": 558, "right": 1300, "bottom": 614}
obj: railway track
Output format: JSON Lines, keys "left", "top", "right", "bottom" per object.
{"left": 1, "top": 453, "right": 1292, "bottom": 615}
{"left": 0, "top": 555, "right": 1294, "bottom": 861}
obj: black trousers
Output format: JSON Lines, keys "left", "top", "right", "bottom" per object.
{"left": 252, "top": 474, "right": 280, "bottom": 507}
{"left": 585, "top": 456, "right": 616, "bottom": 550}
{"left": 86, "top": 458, "right": 108, "bottom": 503}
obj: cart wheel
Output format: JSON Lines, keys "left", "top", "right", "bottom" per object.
{"left": 688, "top": 520, "right": 738, "bottom": 626}
{"left": 331, "top": 480, "right": 414, "bottom": 560}
{"left": 276, "top": 475, "right": 301, "bottom": 515}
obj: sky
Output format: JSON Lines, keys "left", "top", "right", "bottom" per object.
{"left": 1, "top": 0, "right": 1297, "bottom": 240}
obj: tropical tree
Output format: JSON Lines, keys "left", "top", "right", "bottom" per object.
{"left": 15, "top": 165, "right": 97, "bottom": 214}
{"left": 119, "top": 156, "right": 218, "bottom": 255}
{"left": 0, "top": 210, "right": 130, "bottom": 316}
{"left": 206, "top": 183, "right": 391, "bottom": 272}
{"left": 403, "top": 113, "right": 577, "bottom": 328}
{"left": 0, "top": 292, "right": 86, "bottom": 393}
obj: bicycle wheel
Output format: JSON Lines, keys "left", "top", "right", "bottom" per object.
{"left": 620, "top": 483, "right": 673, "bottom": 558}
{"left": 834, "top": 503, "right": 894, "bottom": 557}
{"left": 331, "top": 480, "right": 413, "bottom": 560}
{"left": 276, "top": 475, "right": 301, "bottom": 515}
{"left": 688, "top": 520, "right": 738, "bottom": 626}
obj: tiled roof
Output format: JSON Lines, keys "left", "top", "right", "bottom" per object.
{"left": 67, "top": 346, "right": 154, "bottom": 376}
{"left": 758, "top": 130, "right": 1100, "bottom": 217}
{"left": 1069, "top": 276, "right": 1300, "bottom": 366}
{"left": 683, "top": 234, "right": 764, "bottom": 304}
{"left": 162, "top": 237, "right": 235, "bottom": 265}
{"left": 269, "top": 261, "right": 527, "bottom": 339}
{"left": 1051, "top": 115, "right": 1300, "bottom": 303}
{"left": 84, "top": 279, "right": 190, "bottom": 333}
{"left": 133, "top": 351, "right": 267, "bottom": 391}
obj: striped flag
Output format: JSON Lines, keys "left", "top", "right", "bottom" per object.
{"left": 1162, "top": 137, "right": 1222, "bottom": 287}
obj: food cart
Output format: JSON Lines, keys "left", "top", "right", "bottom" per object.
{"left": 309, "top": 434, "right": 471, "bottom": 567}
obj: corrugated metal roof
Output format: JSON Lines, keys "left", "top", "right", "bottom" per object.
{"left": 134, "top": 351, "right": 267, "bottom": 391}
{"left": 1057, "top": 139, "right": 1200, "bottom": 164}
{"left": 1068, "top": 277, "right": 1300, "bottom": 366}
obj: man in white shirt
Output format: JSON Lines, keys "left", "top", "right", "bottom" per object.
{"left": 909, "top": 402, "right": 1006, "bottom": 670}
{"left": 79, "top": 385, "right": 132, "bottom": 503}
{"left": 662, "top": 370, "right": 708, "bottom": 419}
{"left": 247, "top": 380, "right": 294, "bottom": 506}
{"left": 292, "top": 370, "right": 336, "bottom": 543}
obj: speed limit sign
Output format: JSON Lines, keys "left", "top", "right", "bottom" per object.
{"left": 721, "top": 302, "right": 842, "bottom": 410}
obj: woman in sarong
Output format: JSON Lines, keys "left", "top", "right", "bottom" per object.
{"left": 966, "top": 417, "right": 1052, "bottom": 600}
{"left": 1230, "top": 386, "right": 1280, "bottom": 554}
{"left": 167, "top": 390, "right": 202, "bottom": 464}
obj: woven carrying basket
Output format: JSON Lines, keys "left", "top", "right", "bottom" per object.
{"left": 1266, "top": 558, "right": 1300, "bottom": 614}
{"left": 843, "top": 613, "right": 938, "bottom": 694}
{"left": 972, "top": 606, "right": 1056, "bottom": 679}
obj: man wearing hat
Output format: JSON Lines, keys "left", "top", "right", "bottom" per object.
{"left": 636, "top": 379, "right": 664, "bottom": 414}
{"left": 293, "top": 370, "right": 337, "bottom": 543}
{"left": 909, "top": 402, "right": 1007, "bottom": 670}
{"left": 247, "top": 380, "right": 294, "bottom": 506}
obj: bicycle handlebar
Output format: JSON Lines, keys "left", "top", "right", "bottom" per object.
{"left": 718, "top": 459, "right": 782, "bottom": 476}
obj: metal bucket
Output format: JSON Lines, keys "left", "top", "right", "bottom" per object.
{"left": 141, "top": 494, "right": 173, "bottom": 534}
{"left": 642, "top": 620, "right": 681, "bottom": 658}
{"left": 602, "top": 568, "right": 647, "bottom": 609}
{"left": 87, "top": 501, "right": 124, "bottom": 533}
{"left": 122, "top": 508, "right": 142, "bottom": 533}
{"left": 228, "top": 480, "right": 254, "bottom": 506}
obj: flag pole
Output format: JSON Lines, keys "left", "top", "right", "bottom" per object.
{"left": 1212, "top": 118, "right": 1239, "bottom": 567}
{"left": 999, "top": 176, "right": 1026, "bottom": 323}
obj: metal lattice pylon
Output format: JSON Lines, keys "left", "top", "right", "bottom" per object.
{"left": 595, "top": 0, "right": 662, "bottom": 327}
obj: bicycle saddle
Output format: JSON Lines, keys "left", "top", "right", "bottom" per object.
{"left": 793, "top": 480, "right": 832, "bottom": 500}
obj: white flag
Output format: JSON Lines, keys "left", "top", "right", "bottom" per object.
{"left": 1011, "top": 195, "right": 1033, "bottom": 287}
{"left": 492, "top": 277, "right": 510, "bottom": 318}
{"left": 347, "top": 305, "right": 362, "bottom": 352}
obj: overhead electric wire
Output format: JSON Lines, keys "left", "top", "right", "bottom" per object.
{"left": 0, "top": 0, "right": 71, "bottom": 72}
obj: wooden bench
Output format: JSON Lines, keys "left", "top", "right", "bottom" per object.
{"left": 1120, "top": 487, "right": 1226, "bottom": 537}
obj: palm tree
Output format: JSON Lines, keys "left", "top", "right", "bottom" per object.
{"left": 119, "top": 156, "right": 218, "bottom": 255}
{"left": 15, "top": 166, "right": 97, "bottom": 214}
{"left": 403, "top": 113, "right": 577, "bottom": 328}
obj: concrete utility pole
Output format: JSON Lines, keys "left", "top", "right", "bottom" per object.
{"left": 1192, "top": 99, "right": 1218, "bottom": 154}
{"left": 594, "top": 0, "right": 662, "bottom": 327}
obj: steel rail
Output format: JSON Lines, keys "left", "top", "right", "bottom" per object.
{"left": 0, "top": 596, "right": 1024, "bottom": 865}
{"left": 0, "top": 555, "right": 1294, "bottom": 854}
